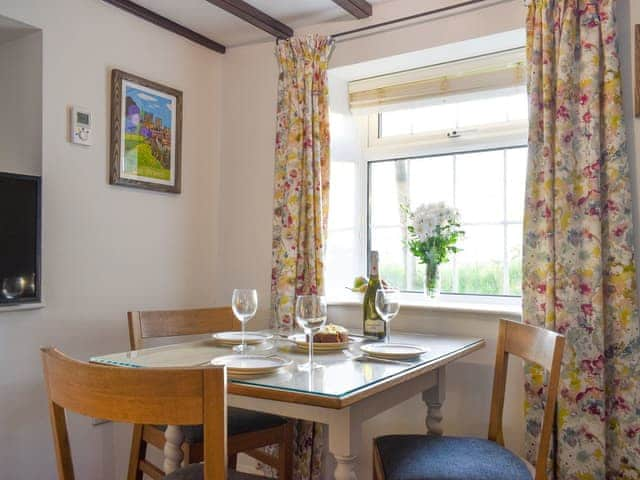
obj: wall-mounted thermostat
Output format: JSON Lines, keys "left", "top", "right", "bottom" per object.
{"left": 70, "top": 106, "right": 92, "bottom": 146}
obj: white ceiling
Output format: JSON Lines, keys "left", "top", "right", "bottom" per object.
{"left": 131, "top": 0, "right": 389, "bottom": 48}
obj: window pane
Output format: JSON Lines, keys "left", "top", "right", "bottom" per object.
{"left": 411, "top": 104, "right": 456, "bottom": 134}
{"left": 378, "top": 88, "right": 527, "bottom": 138}
{"left": 456, "top": 151, "right": 504, "bottom": 223}
{"left": 379, "top": 110, "right": 412, "bottom": 137}
{"left": 506, "top": 148, "right": 527, "bottom": 222}
{"left": 507, "top": 223, "right": 523, "bottom": 295}
{"left": 370, "top": 162, "right": 403, "bottom": 227}
{"left": 457, "top": 96, "right": 508, "bottom": 128}
{"left": 371, "top": 226, "right": 406, "bottom": 289}
{"left": 409, "top": 156, "right": 454, "bottom": 208}
{"left": 367, "top": 147, "right": 524, "bottom": 296}
{"left": 438, "top": 261, "right": 454, "bottom": 293}
{"left": 455, "top": 225, "right": 504, "bottom": 295}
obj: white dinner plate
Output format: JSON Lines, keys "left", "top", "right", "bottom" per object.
{"left": 360, "top": 343, "right": 427, "bottom": 360}
{"left": 210, "top": 354, "right": 292, "bottom": 375}
{"left": 212, "top": 331, "right": 273, "bottom": 346}
{"left": 289, "top": 333, "right": 353, "bottom": 352}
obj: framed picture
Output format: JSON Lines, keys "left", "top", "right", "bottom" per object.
{"left": 109, "top": 69, "right": 182, "bottom": 193}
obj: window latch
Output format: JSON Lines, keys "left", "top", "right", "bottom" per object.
{"left": 446, "top": 128, "right": 477, "bottom": 139}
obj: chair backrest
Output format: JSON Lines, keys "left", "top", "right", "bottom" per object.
{"left": 128, "top": 307, "right": 238, "bottom": 350}
{"left": 488, "top": 319, "right": 565, "bottom": 480}
{"left": 41, "top": 347, "right": 227, "bottom": 480}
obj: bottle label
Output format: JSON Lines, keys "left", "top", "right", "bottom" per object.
{"left": 364, "top": 318, "right": 385, "bottom": 334}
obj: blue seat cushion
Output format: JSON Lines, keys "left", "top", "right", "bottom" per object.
{"left": 164, "top": 464, "right": 261, "bottom": 480}
{"left": 375, "top": 435, "right": 533, "bottom": 480}
{"left": 155, "top": 408, "right": 287, "bottom": 444}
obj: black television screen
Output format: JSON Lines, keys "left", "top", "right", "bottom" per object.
{"left": 0, "top": 172, "right": 41, "bottom": 304}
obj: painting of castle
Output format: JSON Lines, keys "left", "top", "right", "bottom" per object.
{"left": 122, "top": 83, "right": 176, "bottom": 183}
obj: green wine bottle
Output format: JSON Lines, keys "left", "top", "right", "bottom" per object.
{"left": 363, "top": 250, "right": 386, "bottom": 339}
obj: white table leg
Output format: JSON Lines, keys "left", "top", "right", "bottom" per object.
{"left": 227, "top": 368, "right": 440, "bottom": 479}
{"left": 422, "top": 366, "right": 446, "bottom": 436}
{"left": 163, "top": 425, "right": 185, "bottom": 474}
{"left": 328, "top": 409, "right": 360, "bottom": 480}
{"left": 333, "top": 455, "right": 357, "bottom": 480}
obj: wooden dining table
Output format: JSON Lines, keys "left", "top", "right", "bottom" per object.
{"left": 91, "top": 331, "right": 484, "bottom": 480}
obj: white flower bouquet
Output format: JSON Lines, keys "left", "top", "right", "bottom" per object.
{"left": 404, "top": 202, "right": 464, "bottom": 297}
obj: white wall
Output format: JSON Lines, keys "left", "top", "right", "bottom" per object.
{"left": 218, "top": 0, "right": 640, "bottom": 478}
{"left": 216, "top": 40, "right": 278, "bottom": 310}
{"left": 0, "top": 29, "right": 42, "bottom": 176}
{"left": 0, "top": 1, "right": 222, "bottom": 478}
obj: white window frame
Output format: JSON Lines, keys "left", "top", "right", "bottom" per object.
{"left": 367, "top": 112, "right": 528, "bottom": 158}
{"left": 355, "top": 103, "right": 528, "bottom": 307}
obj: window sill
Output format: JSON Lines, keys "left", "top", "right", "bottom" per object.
{"left": 328, "top": 294, "right": 521, "bottom": 317}
{"left": 0, "top": 301, "right": 45, "bottom": 313}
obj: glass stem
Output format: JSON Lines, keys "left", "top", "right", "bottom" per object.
{"left": 386, "top": 320, "right": 390, "bottom": 344}
{"left": 309, "top": 334, "right": 314, "bottom": 368}
{"left": 242, "top": 321, "right": 246, "bottom": 353}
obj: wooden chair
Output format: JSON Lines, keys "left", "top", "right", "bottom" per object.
{"left": 41, "top": 346, "right": 262, "bottom": 480}
{"left": 127, "top": 307, "right": 293, "bottom": 480}
{"left": 373, "top": 318, "right": 565, "bottom": 480}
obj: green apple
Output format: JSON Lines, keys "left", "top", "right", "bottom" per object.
{"left": 351, "top": 276, "right": 369, "bottom": 293}
{"left": 353, "top": 276, "right": 368, "bottom": 290}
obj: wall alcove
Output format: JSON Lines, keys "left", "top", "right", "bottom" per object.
{"left": 0, "top": 14, "right": 43, "bottom": 309}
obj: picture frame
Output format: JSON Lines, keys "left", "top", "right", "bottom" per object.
{"left": 109, "top": 69, "right": 182, "bottom": 193}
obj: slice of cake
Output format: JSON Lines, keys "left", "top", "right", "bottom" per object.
{"left": 312, "top": 324, "right": 349, "bottom": 343}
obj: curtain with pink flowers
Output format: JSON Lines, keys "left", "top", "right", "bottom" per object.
{"left": 270, "top": 35, "right": 333, "bottom": 480}
{"left": 523, "top": 1, "right": 640, "bottom": 478}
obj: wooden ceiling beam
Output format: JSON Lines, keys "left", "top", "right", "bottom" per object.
{"left": 331, "top": 0, "right": 373, "bottom": 19}
{"left": 102, "top": 0, "right": 226, "bottom": 53}
{"left": 204, "top": 0, "right": 293, "bottom": 39}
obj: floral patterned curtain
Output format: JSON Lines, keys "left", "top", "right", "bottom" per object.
{"left": 270, "top": 35, "right": 333, "bottom": 480}
{"left": 523, "top": 1, "right": 640, "bottom": 478}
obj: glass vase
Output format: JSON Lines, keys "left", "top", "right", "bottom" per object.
{"left": 424, "top": 263, "right": 441, "bottom": 300}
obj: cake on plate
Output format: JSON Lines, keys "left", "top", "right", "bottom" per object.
{"left": 312, "top": 324, "right": 349, "bottom": 343}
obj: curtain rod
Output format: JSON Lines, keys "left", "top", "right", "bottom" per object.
{"left": 331, "top": 0, "right": 495, "bottom": 40}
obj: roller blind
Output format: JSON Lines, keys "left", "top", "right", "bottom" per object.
{"left": 348, "top": 48, "right": 526, "bottom": 113}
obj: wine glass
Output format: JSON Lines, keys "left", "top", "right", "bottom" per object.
{"left": 231, "top": 289, "right": 258, "bottom": 354}
{"left": 375, "top": 288, "right": 400, "bottom": 343}
{"left": 1, "top": 276, "right": 26, "bottom": 300}
{"left": 295, "top": 295, "right": 327, "bottom": 371}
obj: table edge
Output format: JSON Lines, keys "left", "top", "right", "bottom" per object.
{"left": 228, "top": 339, "right": 486, "bottom": 409}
